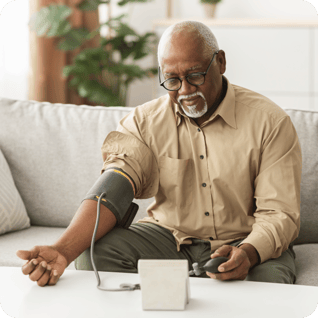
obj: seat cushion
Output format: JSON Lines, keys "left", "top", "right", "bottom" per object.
{"left": 285, "top": 109, "right": 318, "bottom": 244}
{"left": 293, "top": 244, "right": 318, "bottom": 286}
{"left": 0, "top": 225, "right": 75, "bottom": 269}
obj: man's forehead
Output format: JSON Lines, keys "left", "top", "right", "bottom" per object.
{"left": 160, "top": 33, "right": 206, "bottom": 74}
{"left": 186, "top": 64, "right": 203, "bottom": 71}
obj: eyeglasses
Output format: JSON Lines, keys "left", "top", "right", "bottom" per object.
{"left": 159, "top": 50, "right": 219, "bottom": 91}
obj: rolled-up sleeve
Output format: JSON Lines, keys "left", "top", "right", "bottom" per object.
{"left": 101, "top": 108, "right": 159, "bottom": 199}
{"left": 239, "top": 116, "right": 302, "bottom": 263}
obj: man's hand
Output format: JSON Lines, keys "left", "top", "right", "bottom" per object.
{"left": 206, "top": 243, "right": 259, "bottom": 281}
{"left": 16, "top": 245, "right": 68, "bottom": 287}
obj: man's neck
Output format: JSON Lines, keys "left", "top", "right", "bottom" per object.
{"left": 194, "top": 76, "right": 228, "bottom": 127}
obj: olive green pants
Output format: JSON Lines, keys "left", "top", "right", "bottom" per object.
{"left": 75, "top": 223, "right": 297, "bottom": 284}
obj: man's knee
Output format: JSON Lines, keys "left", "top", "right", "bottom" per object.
{"left": 74, "top": 223, "right": 177, "bottom": 272}
{"left": 246, "top": 263, "right": 296, "bottom": 284}
{"left": 245, "top": 248, "right": 296, "bottom": 284}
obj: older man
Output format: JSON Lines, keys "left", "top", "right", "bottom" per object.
{"left": 17, "top": 21, "right": 301, "bottom": 286}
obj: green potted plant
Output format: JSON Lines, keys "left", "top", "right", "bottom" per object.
{"left": 29, "top": 0, "right": 158, "bottom": 106}
{"left": 200, "top": 0, "right": 222, "bottom": 18}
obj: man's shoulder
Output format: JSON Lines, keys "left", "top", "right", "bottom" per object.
{"left": 135, "top": 94, "right": 173, "bottom": 117}
{"left": 232, "top": 83, "right": 288, "bottom": 124}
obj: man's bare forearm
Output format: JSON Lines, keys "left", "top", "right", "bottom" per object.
{"left": 52, "top": 200, "right": 117, "bottom": 266}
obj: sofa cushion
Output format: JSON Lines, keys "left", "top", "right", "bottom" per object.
{"left": 0, "top": 225, "right": 74, "bottom": 269}
{"left": 0, "top": 148, "right": 30, "bottom": 235}
{"left": 0, "top": 98, "right": 134, "bottom": 227}
{"left": 285, "top": 110, "right": 318, "bottom": 244}
{"left": 293, "top": 244, "right": 318, "bottom": 286}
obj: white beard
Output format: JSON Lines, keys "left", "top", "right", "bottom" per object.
{"left": 178, "top": 92, "right": 208, "bottom": 118}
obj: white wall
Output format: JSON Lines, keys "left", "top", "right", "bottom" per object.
{"left": 0, "top": 0, "right": 29, "bottom": 101}
{"left": 0, "top": 0, "right": 317, "bottom": 105}
{"left": 125, "top": 0, "right": 318, "bottom": 106}
{"left": 177, "top": 0, "right": 317, "bottom": 19}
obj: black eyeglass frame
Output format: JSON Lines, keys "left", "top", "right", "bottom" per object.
{"left": 159, "top": 50, "right": 219, "bottom": 91}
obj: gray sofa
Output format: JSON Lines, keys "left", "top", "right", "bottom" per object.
{"left": 0, "top": 97, "right": 317, "bottom": 286}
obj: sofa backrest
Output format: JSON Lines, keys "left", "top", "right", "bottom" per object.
{"left": 0, "top": 98, "right": 153, "bottom": 227}
{"left": 0, "top": 98, "right": 317, "bottom": 244}
{"left": 285, "top": 109, "right": 318, "bottom": 245}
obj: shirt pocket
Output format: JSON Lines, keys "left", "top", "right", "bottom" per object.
{"left": 158, "top": 156, "right": 194, "bottom": 208}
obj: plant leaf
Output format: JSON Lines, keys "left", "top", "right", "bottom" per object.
{"left": 116, "top": 23, "right": 137, "bottom": 37}
{"left": 64, "top": 62, "right": 92, "bottom": 76}
{"left": 78, "top": 80, "right": 94, "bottom": 97}
{"left": 57, "top": 28, "right": 90, "bottom": 51}
{"left": 46, "top": 20, "right": 72, "bottom": 37}
{"left": 62, "top": 65, "right": 76, "bottom": 77}
{"left": 77, "top": 0, "right": 110, "bottom": 11}
{"left": 201, "top": 0, "right": 222, "bottom": 3}
{"left": 46, "top": 5, "right": 73, "bottom": 37}
{"left": 29, "top": 4, "right": 72, "bottom": 37}
{"left": 77, "top": 80, "right": 121, "bottom": 106}
{"left": 131, "top": 32, "right": 157, "bottom": 60}
{"left": 117, "top": 0, "right": 152, "bottom": 6}
{"left": 101, "top": 14, "right": 127, "bottom": 27}
{"left": 69, "top": 76, "right": 82, "bottom": 87}
{"left": 29, "top": 7, "right": 50, "bottom": 36}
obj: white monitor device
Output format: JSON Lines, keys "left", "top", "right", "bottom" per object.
{"left": 138, "top": 259, "right": 190, "bottom": 311}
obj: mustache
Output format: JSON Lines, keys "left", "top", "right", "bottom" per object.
{"left": 178, "top": 92, "right": 206, "bottom": 104}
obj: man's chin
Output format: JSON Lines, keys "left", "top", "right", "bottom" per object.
{"left": 181, "top": 104, "right": 208, "bottom": 118}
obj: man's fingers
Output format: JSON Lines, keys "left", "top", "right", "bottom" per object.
{"left": 208, "top": 245, "right": 251, "bottom": 281}
{"left": 17, "top": 246, "right": 63, "bottom": 287}
{"left": 211, "top": 246, "right": 248, "bottom": 272}
{"left": 16, "top": 250, "right": 32, "bottom": 260}
{"left": 17, "top": 247, "right": 40, "bottom": 261}
{"left": 211, "top": 245, "right": 232, "bottom": 258}
{"left": 214, "top": 267, "right": 249, "bottom": 281}
{"left": 29, "top": 261, "right": 47, "bottom": 282}
{"left": 48, "top": 270, "right": 60, "bottom": 286}
{"left": 236, "top": 273, "right": 247, "bottom": 281}
{"left": 218, "top": 254, "right": 244, "bottom": 272}
{"left": 22, "top": 260, "right": 60, "bottom": 286}
{"left": 220, "top": 248, "right": 250, "bottom": 273}
{"left": 37, "top": 265, "right": 52, "bottom": 287}
{"left": 21, "top": 258, "right": 39, "bottom": 275}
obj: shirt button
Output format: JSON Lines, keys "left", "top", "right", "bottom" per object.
{"left": 202, "top": 183, "right": 207, "bottom": 187}
{"left": 200, "top": 155, "right": 204, "bottom": 159}
{"left": 197, "top": 128, "right": 201, "bottom": 132}
{"left": 205, "top": 212, "right": 210, "bottom": 216}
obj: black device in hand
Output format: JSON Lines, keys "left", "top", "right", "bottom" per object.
{"left": 190, "top": 257, "right": 229, "bottom": 276}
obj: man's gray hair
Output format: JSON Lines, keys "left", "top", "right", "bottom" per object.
{"left": 157, "top": 21, "right": 219, "bottom": 67}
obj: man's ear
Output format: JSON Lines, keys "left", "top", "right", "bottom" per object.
{"left": 217, "top": 50, "right": 226, "bottom": 75}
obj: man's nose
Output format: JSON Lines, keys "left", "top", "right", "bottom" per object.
{"left": 178, "top": 78, "right": 197, "bottom": 96}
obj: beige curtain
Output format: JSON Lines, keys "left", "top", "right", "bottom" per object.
{"left": 28, "top": 0, "right": 100, "bottom": 105}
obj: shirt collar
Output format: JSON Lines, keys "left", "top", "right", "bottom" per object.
{"left": 172, "top": 76, "right": 237, "bottom": 129}
{"left": 214, "top": 77, "right": 237, "bottom": 129}
{"left": 172, "top": 100, "right": 183, "bottom": 127}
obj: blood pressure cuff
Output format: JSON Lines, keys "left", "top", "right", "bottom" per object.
{"left": 82, "top": 168, "right": 139, "bottom": 229}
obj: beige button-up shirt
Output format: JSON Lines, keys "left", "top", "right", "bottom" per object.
{"left": 101, "top": 77, "right": 301, "bottom": 264}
